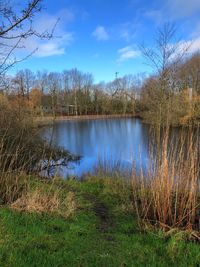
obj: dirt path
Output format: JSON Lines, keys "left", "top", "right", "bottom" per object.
{"left": 93, "top": 201, "right": 116, "bottom": 243}
{"left": 83, "top": 192, "right": 115, "bottom": 240}
{"left": 93, "top": 202, "right": 111, "bottom": 232}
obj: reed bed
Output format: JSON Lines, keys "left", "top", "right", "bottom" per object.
{"left": 132, "top": 127, "right": 200, "bottom": 234}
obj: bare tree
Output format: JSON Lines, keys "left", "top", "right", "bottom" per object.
{"left": 140, "top": 22, "right": 191, "bottom": 127}
{"left": 141, "top": 23, "right": 189, "bottom": 93}
{"left": 36, "top": 70, "right": 49, "bottom": 93}
{"left": 0, "top": 0, "right": 57, "bottom": 76}
{"left": 15, "top": 69, "right": 35, "bottom": 99}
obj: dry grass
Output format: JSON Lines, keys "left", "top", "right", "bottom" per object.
{"left": 11, "top": 187, "right": 76, "bottom": 218}
{"left": 0, "top": 100, "right": 74, "bottom": 211}
{"left": 132, "top": 128, "right": 200, "bottom": 234}
{"left": 0, "top": 100, "right": 76, "bottom": 205}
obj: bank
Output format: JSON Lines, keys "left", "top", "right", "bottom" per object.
{"left": 0, "top": 176, "right": 199, "bottom": 267}
{"left": 34, "top": 114, "right": 140, "bottom": 126}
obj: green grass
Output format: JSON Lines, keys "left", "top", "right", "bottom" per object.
{"left": 0, "top": 176, "right": 199, "bottom": 267}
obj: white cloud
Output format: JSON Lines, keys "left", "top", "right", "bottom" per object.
{"left": 25, "top": 32, "right": 74, "bottom": 57}
{"left": 92, "top": 21, "right": 140, "bottom": 42}
{"left": 117, "top": 46, "right": 140, "bottom": 62}
{"left": 190, "top": 38, "right": 200, "bottom": 53}
{"left": 177, "top": 37, "right": 200, "bottom": 55}
{"left": 165, "top": 37, "right": 200, "bottom": 62}
{"left": 35, "top": 43, "right": 65, "bottom": 57}
{"left": 92, "top": 26, "right": 109, "bottom": 41}
{"left": 19, "top": 9, "right": 74, "bottom": 58}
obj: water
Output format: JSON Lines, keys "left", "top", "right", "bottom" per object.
{"left": 42, "top": 118, "right": 152, "bottom": 178}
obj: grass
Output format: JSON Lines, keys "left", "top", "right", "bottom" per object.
{"left": 0, "top": 176, "right": 199, "bottom": 267}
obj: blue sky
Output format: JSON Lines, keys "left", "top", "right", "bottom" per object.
{"left": 11, "top": 0, "right": 200, "bottom": 82}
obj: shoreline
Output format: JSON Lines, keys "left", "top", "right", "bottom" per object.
{"left": 34, "top": 114, "right": 139, "bottom": 126}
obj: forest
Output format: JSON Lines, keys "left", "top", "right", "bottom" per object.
{"left": 1, "top": 51, "right": 200, "bottom": 126}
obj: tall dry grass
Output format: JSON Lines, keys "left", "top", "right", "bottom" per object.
{"left": 0, "top": 98, "right": 33, "bottom": 203}
{"left": 11, "top": 183, "right": 76, "bottom": 218}
{"left": 0, "top": 96, "right": 77, "bottom": 204}
{"left": 132, "top": 127, "right": 200, "bottom": 233}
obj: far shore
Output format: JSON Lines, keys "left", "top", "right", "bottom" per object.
{"left": 34, "top": 114, "right": 139, "bottom": 126}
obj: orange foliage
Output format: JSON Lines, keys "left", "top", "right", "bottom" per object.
{"left": 29, "top": 88, "right": 42, "bottom": 108}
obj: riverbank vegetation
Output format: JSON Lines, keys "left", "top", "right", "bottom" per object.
{"left": 1, "top": 22, "right": 200, "bottom": 127}
{"left": 0, "top": 99, "right": 79, "bottom": 203}
{"left": 0, "top": 1, "right": 199, "bottom": 265}
{"left": 1, "top": 50, "right": 199, "bottom": 126}
{"left": 132, "top": 128, "right": 200, "bottom": 234}
{"left": 0, "top": 176, "right": 199, "bottom": 267}
{"left": 1, "top": 106, "right": 199, "bottom": 235}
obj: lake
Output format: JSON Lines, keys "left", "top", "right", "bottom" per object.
{"left": 42, "top": 118, "right": 152, "bottom": 177}
{"left": 42, "top": 117, "right": 200, "bottom": 178}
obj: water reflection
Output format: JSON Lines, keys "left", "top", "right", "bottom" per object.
{"left": 42, "top": 118, "right": 151, "bottom": 177}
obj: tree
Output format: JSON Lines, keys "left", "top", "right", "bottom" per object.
{"left": 29, "top": 87, "right": 42, "bottom": 112}
{"left": 140, "top": 23, "right": 189, "bottom": 126}
{"left": 15, "top": 69, "right": 35, "bottom": 99}
{"left": 47, "top": 72, "right": 61, "bottom": 117}
{"left": 0, "top": 0, "right": 56, "bottom": 77}
{"left": 177, "top": 53, "right": 200, "bottom": 94}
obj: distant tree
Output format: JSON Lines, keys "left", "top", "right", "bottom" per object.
{"left": 15, "top": 69, "right": 35, "bottom": 99}
{"left": 36, "top": 71, "right": 49, "bottom": 93}
{"left": 47, "top": 72, "right": 61, "bottom": 117}
{"left": 29, "top": 87, "right": 42, "bottom": 111}
{"left": 177, "top": 53, "right": 200, "bottom": 93}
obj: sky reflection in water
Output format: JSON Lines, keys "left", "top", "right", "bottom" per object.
{"left": 42, "top": 118, "right": 150, "bottom": 178}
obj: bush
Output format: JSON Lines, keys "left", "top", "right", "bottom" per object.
{"left": 0, "top": 96, "right": 78, "bottom": 203}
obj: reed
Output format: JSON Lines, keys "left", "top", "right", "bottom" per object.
{"left": 132, "top": 127, "right": 200, "bottom": 233}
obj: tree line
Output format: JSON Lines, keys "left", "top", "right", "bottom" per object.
{"left": 1, "top": 69, "right": 144, "bottom": 117}
{"left": 0, "top": 51, "right": 199, "bottom": 126}
{"left": 0, "top": 9, "right": 199, "bottom": 127}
